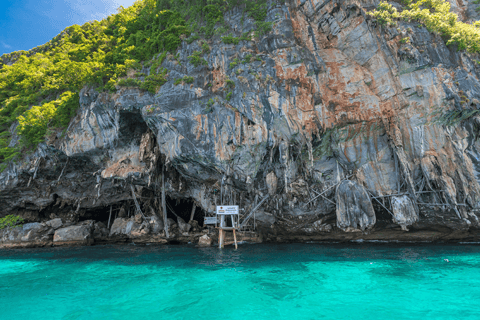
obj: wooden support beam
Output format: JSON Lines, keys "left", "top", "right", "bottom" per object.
{"left": 130, "top": 185, "right": 146, "bottom": 219}
{"left": 239, "top": 194, "right": 269, "bottom": 229}
{"left": 416, "top": 202, "right": 468, "bottom": 207}
{"left": 311, "top": 189, "right": 335, "bottom": 205}
{"left": 189, "top": 203, "right": 196, "bottom": 223}
{"left": 233, "top": 229, "right": 238, "bottom": 250}
{"left": 162, "top": 165, "right": 169, "bottom": 238}
{"left": 368, "top": 190, "right": 395, "bottom": 217}
{"left": 219, "top": 229, "right": 224, "bottom": 249}
{"left": 107, "top": 205, "right": 113, "bottom": 229}
{"left": 372, "top": 190, "right": 446, "bottom": 199}
{"left": 305, "top": 175, "right": 352, "bottom": 206}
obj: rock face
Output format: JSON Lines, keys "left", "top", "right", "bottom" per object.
{"left": 336, "top": 180, "right": 376, "bottom": 232}
{"left": 0, "top": 223, "right": 53, "bottom": 247}
{"left": 198, "top": 235, "right": 212, "bottom": 246}
{"left": 53, "top": 222, "right": 94, "bottom": 244}
{"left": 266, "top": 172, "right": 278, "bottom": 196}
{"left": 303, "top": 220, "right": 333, "bottom": 233}
{"left": 1, "top": 0, "right": 480, "bottom": 246}
{"left": 391, "top": 196, "right": 419, "bottom": 231}
{"left": 46, "top": 218, "right": 63, "bottom": 229}
{"left": 109, "top": 216, "right": 164, "bottom": 239}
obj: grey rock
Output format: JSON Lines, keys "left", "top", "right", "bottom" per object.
{"left": 134, "top": 214, "right": 143, "bottom": 224}
{"left": 198, "top": 235, "right": 212, "bottom": 246}
{"left": 148, "top": 216, "right": 164, "bottom": 234}
{"left": 391, "top": 196, "right": 419, "bottom": 231}
{"left": 255, "top": 210, "right": 276, "bottom": 226}
{"left": 109, "top": 217, "right": 151, "bottom": 238}
{"left": 303, "top": 220, "right": 332, "bottom": 233}
{"left": 2, "top": 0, "right": 480, "bottom": 244}
{"left": 336, "top": 180, "right": 376, "bottom": 232}
{"left": 54, "top": 224, "right": 93, "bottom": 242}
{"left": 266, "top": 172, "right": 278, "bottom": 196}
{"left": 118, "top": 207, "right": 127, "bottom": 218}
{"left": 0, "top": 222, "right": 51, "bottom": 244}
{"left": 177, "top": 217, "right": 191, "bottom": 234}
{"left": 46, "top": 218, "right": 63, "bottom": 230}
{"left": 93, "top": 222, "right": 109, "bottom": 238}
{"left": 109, "top": 218, "right": 131, "bottom": 236}
{"left": 167, "top": 218, "right": 177, "bottom": 229}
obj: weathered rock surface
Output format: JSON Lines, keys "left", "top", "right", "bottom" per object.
{"left": 198, "top": 234, "right": 212, "bottom": 246}
{"left": 109, "top": 216, "right": 166, "bottom": 239}
{"left": 93, "top": 222, "right": 109, "bottom": 238}
{"left": 391, "top": 196, "right": 419, "bottom": 231}
{"left": 46, "top": 218, "right": 63, "bottom": 230}
{"left": 336, "top": 180, "right": 376, "bottom": 232}
{"left": 1, "top": 0, "right": 480, "bottom": 247}
{"left": 149, "top": 216, "right": 164, "bottom": 234}
{"left": 0, "top": 223, "right": 53, "bottom": 247}
{"left": 177, "top": 217, "right": 191, "bottom": 234}
{"left": 302, "top": 220, "right": 333, "bottom": 233}
{"left": 53, "top": 222, "right": 94, "bottom": 243}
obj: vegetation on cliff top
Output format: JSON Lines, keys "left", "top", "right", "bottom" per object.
{"left": 369, "top": 0, "right": 480, "bottom": 53}
{"left": 0, "top": 0, "right": 272, "bottom": 170}
{"left": 2, "top": 0, "right": 477, "bottom": 171}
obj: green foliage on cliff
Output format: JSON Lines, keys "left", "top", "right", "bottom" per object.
{"left": 188, "top": 51, "right": 208, "bottom": 67}
{"left": 369, "top": 0, "right": 480, "bottom": 53}
{"left": 0, "top": 0, "right": 275, "bottom": 169}
{"left": 0, "top": 215, "right": 24, "bottom": 230}
{"left": 17, "top": 91, "right": 79, "bottom": 147}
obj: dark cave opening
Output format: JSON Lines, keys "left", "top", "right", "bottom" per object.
{"left": 79, "top": 206, "right": 114, "bottom": 225}
{"left": 118, "top": 110, "right": 149, "bottom": 145}
{"left": 165, "top": 196, "right": 205, "bottom": 224}
{"left": 372, "top": 200, "right": 395, "bottom": 225}
{"left": 71, "top": 195, "right": 207, "bottom": 228}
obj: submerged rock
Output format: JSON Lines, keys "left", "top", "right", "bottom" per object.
{"left": 336, "top": 181, "right": 376, "bottom": 232}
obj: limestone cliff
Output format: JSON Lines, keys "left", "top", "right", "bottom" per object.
{"left": 2, "top": 0, "right": 480, "bottom": 247}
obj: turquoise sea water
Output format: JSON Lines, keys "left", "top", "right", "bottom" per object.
{"left": 1, "top": 243, "right": 480, "bottom": 320}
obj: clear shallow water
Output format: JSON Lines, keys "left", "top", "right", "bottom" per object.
{"left": 1, "top": 243, "right": 480, "bottom": 320}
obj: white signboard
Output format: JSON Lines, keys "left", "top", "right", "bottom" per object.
{"left": 204, "top": 217, "right": 217, "bottom": 225}
{"left": 216, "top": 205, "right": 239, "bottom": 215}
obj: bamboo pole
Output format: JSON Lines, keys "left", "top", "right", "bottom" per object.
{"left": 367, "top": 190, "right": 395, "bottom": 217}
{"left": 130, "top": 185, "right": 146, "bottom": 218}
{"left": 219, "top": 215, "right": 226, "bottom": 248}
{"left": 311, "top": 189, "right": 336, "bottom": 205}
{"left": 189, "top": 203, "right": 196, "bottom": 223}
{"left": 219, "top": 229, "right": 224, "bottom": 248}
{"left": 239, "top": 194, "right": 269, "bottom": 229}
{"left": 233, "top": 228, "right": 238, "bottom": 250}
{"left": 107, "top": 205, "right": 112, "bottom": 229}
{"left": 162, "top": 165, "right": 169, "bottom": 238}
{"left": 305, "top": 175, "right": 352, "bottom": 206}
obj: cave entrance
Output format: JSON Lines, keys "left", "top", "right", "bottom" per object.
{"left": 118, "top": 110, "right": 149, "bottom": 146}
{"left": 165, "top": 196, "right": 204, "bottom": 225}
{"left": 79, "top": 206, "right": 114, "bottom": 225}
{"left": 372, "top": 199, "right": 395, "bottom": 227}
